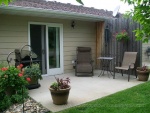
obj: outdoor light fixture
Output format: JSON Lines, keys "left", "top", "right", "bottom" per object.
{"left": 71, "top": 20, "right": 75, "bottom": 28}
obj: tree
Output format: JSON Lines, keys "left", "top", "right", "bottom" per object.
{"left": 76, "top": 0, "right": 84, "bottom": 5}
{"left": 121, "top": 0, "right": 150, "bottom": 43}
{"left": 0, "top": 0, "right": 12, "bottom": 5}
{"left": 0, "top": 0, "right": 84, "bottom": 5}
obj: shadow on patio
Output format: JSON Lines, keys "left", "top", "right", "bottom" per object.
{"left": 29, "top": 70, "right": 144, "bottom": 112}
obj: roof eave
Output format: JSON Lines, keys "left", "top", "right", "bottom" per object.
{"left": 0, "top": 6, "right": 111, "bottom": 21}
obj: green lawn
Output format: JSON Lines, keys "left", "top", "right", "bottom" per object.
{"left": 57, "top": 82, "right": 150, "bottom": 113}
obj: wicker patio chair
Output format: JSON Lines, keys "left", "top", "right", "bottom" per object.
{"left": 113, "top": 52, "right": 137, "bottom": 82}
{"left": 75, "top": 47, "right": 94, "bottom": 76}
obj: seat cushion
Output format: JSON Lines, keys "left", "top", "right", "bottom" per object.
{"left": 76, "top": 63, "right": 92, "bottom": 72}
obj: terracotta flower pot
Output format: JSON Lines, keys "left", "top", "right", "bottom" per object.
{"left": 49, "top": 87, "right": 71, "bottom": 105}
{"left": 136, "top": 67, "right": 149, "bottom": 81}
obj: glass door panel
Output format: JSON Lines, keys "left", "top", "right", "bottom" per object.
{"left": 47, "top": 25, "right": 63, "bottom": 75}
{"left": 48, "top": 27, "right": 60, "bottom": 69}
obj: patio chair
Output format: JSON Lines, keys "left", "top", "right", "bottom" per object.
{"left": 75, "top": 47, "right": 94, "bottom": 76}
{"left": 113, "top": 52, "right": 137, "bottom": 82}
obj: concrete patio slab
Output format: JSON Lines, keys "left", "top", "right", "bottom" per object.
{"left": 29, "top": 70, "right": 145, "bottom": 113}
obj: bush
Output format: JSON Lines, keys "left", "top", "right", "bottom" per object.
{"left": 0, "top": 63, "right": 29, "bottom": 112}
{"left": 0, "top": 91, "right": 12, "bottom": 112}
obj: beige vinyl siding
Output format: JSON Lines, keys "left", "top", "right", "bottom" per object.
{"left": 0, "top": 14, "right": 96, "bottom": 73}
{"left": 0, "top": 15, "right": 28, "bottom": 63}
{"left": 142, "top": 42, "right": 150, "bottom": 66}
{"left": 63, "top": 21, "right": 96, "bottom": 73}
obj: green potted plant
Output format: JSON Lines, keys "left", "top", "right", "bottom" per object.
{"left": 136, "top": 65, "right": 150, "bottom": 81}
{"left": 24, "top": 63, "right": 42, "bottom": 89}
{"left": 0, "top": 64, "right": 30, "bottom": 96}
{"left": 114, "top": 30, "right": 129, "bottom": 42}
{"left": 49, "top": 77, "right": 71, "bottom": 105}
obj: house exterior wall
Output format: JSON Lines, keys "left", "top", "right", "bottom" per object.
{"left": 142, "top": 42, "right": 150, "bottom": 66}
{"left": 0, "top": 14, "right": 96, "bottom": 73}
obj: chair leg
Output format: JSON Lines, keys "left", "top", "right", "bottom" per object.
{"left": 75, "top": 70, "right": 77, "bottom": 76}
{"left": 113, "top": 69, "right": 115, "bottom": 79}
{"left": 92, "top": 70, "right": 94, "bottom": 76}
{"left": 128, "top": 69, "right": 130, "bottom": 82}
{"left": 135, "top": 68, "right": 137, "bottom": 78}
{"left": 121, "top": 70, "right": 123, "bottom": 76}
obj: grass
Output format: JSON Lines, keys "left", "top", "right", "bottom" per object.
{"left": 57, "top": 81, "right": 150, "bottom": 113}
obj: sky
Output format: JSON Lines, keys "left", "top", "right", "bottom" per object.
{"left": 46, "top": 0, "right": 133, "bottom": 13}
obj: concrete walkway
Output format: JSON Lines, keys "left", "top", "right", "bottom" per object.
{"left": 29, "top": 70, "right": 144, "bottom": 112}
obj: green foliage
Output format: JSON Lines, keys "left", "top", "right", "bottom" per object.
{"left": 0, "top": 65, "right": 28, "bottom": 92}
{"left": 0, "top": 0, "right": 12, "bottom": 5}
{"left": 50, "top": 82, "right": 59, "bottom": 90}
{"left": 114, "top": 30, "right": 129, "bottom": 41}
{"left": 50, "top": 77, "right": 70, "bottom": 90}
{"left": 0, "top": 93, "right": 12, "bottom": 112}
{"left": 0, "top": 63, "right": 29, "bottom": 112}
{"left": 11, "top": 87, "right": 28, "bottom": 103}
{"left": 76, "top": 0, "right": 84, "bottom": 5}
{"left": 24, "top": 63, "right": 42, "bottom": 80}
{"left": 121, "top": 0, "right": 150, "bottom": 43}
{"left": 0, "top": 87, "right": 28, "bottom": 112}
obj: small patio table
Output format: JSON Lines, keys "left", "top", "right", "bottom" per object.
{"left": 97, "top": 57, "right": 114, "bottom": 77}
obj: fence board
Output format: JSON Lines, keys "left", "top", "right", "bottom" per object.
{"left": 101, "top": 16, "right": 141, "bottom": 74}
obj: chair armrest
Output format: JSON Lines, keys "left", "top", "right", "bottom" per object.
{"left": 128, "top": 63, "right": 135, "bottom": 68}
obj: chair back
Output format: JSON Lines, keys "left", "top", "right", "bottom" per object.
{"left": 122, "top": 52, "right": 137, "bottom": 68}
{"left": 77, "top": 47, "right": 92, "bottom": 64}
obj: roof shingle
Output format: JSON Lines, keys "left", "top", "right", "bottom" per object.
{"left": 9, "top": 0, "right": 113, "bottom": 18}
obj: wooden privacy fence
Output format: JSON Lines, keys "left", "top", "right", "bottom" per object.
{"left": 99, "top": 16, "right": 142, "bottom": 74}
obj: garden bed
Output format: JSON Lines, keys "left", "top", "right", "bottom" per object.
{"left": 4, "top": 97, "right": 50, "bottom": 113}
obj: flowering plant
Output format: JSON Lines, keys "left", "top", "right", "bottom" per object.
{"left": 50, "top": 77, "right": 70, "bottom": 90}
{"left": 114, "top": 30, "right": 129, "bottom": 41}
{"left": 137, "top": 65, "right": 150, "bottom": 72}
{"left": 24, "top": 63, "right": 42, "bottom": 80}
{"left": 0, "top": 64, "right": 31, "bottom": 94}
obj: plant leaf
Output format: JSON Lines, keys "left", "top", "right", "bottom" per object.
{"left": 76, "top": 0, "right": 84, "bottom": 5}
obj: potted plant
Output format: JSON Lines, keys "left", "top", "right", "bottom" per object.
{"left": 24, "top": 63, "right": 42, "bottom": 89}
{"left": 0, "top": 64, "right": 30, "bottom": 96}
{"left": 114, "top": 30, "right": 129, "bottom": 42}
{"left": 49, "top": 77, "right": 71, "bottom": 105}
{"left": 136, "top": 65, "right": 150, "bottom": 81}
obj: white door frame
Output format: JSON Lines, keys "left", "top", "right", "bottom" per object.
{"left": 46, "top": 24, "right": 64, "bottom": 75}
{"left": 28, "top": 22, "right": 64, "bottom": 76}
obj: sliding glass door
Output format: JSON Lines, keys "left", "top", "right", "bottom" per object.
{"left": 29, "top": 23, "right": 63, "bottom": 76}
{"left": 46, "top": 24, "right": 63, "bottom": 75}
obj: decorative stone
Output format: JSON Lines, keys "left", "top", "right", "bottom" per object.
{"left": 4, "top": 97, "right": 50, "bottom": 113}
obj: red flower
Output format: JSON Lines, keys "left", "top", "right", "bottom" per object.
{"left": 17, "top": 65, "right": 21, "bottom": 70}
{"left": 26, "top": 77, "right": 31, "bottom": 82}
{"left": 18, "top": 73, "right": 23, "bottom": 77}
{"left": 1, "top": 67, "right": 8, "bottom": 71}
{"left": 19, "top": 64, "right": 23, "bottom": 68}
